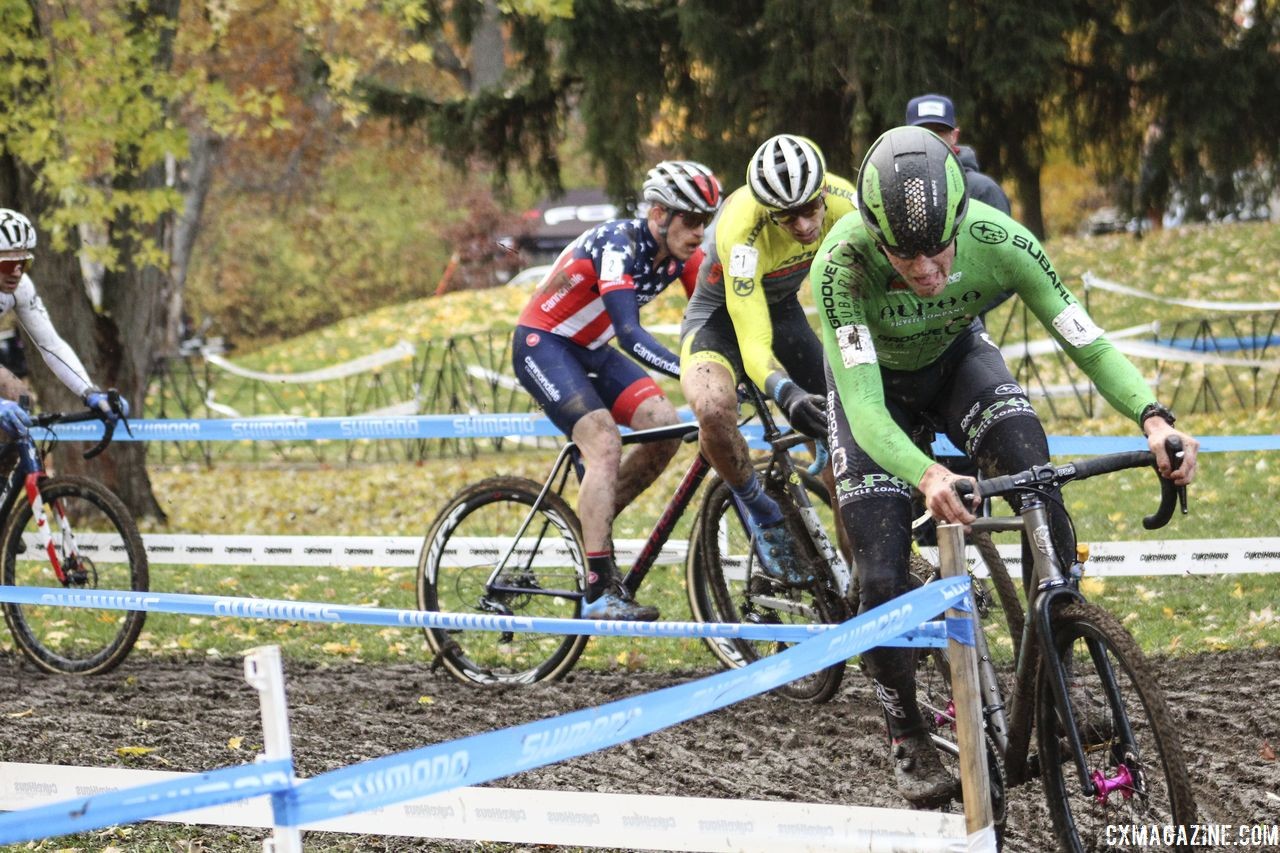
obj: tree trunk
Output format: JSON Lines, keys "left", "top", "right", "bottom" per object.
{"left": 167, "top": 126, "right": 223, "bottom": 354}
{"left": 1007, "top": 153, "right": 1046, "bottom": 240}
{"left": 468, "top": 0, "right": 507, "bottom": 94}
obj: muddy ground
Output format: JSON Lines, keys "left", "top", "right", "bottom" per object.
{"left": 0, "top": 648, "right": 1277, "bottom": 852}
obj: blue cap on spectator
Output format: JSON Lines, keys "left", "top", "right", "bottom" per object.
{"left": 905, "top": 94, "right": 957, "bottom": 129}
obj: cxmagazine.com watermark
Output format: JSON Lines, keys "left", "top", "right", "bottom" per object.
{"left": 1105, "top": 823, "right": 1279, "bottom": 848}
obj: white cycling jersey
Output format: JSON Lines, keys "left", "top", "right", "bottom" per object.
{"left": 1, "top": 274, "right": 95, "bottom": 398}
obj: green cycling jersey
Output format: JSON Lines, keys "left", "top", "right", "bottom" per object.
{"left": 811, "top": 200, "right": 1158, "bottom": 486}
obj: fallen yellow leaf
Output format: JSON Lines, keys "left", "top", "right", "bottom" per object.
{"left": 1080, "top": 577, "right": 1106, "bottom": 597}
{"left": 115, "top": 746, "right": 157, "bottom": 758}
{"left": 227, "top": 736, "right": 243, "bottom": 750}
{"left": 5, "top": 708, "right": 33, "bottom": 719}
{"left": 417, "top": 696, "right": 434, "bottom": 705}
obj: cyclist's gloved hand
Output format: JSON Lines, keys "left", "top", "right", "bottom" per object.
{"left": 772, "top": 378, "right": 828, "bottom": 440}
{"left": 0, "top": 398, "right": 31, "bottom": 436}
{"left": 84, "top": 390, "right": 130, "bottom": 422}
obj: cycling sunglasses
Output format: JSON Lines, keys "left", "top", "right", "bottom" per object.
{"left": 0, "top": 257, "right": 32, "bottom": 275}
{"left": 675, "top": 210, "right": 713, "bottom": 229}
{"left": 769, "top": 195, "right": 824, "bottom": 226}
{"left": 878, "top": 236, "right": 955, "bottom": 261}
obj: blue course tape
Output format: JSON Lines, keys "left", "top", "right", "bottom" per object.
{"left": 32, "top": 416, "right": 1277, "bottom": 451}
{"left": 945, "top": 615, "right": 977, "bottom": 647}
{"left": 279, "top": 577, "right": 972, "bottom": 825}
{"left": 0, "top": 759, "right": 294, "bottom": 846}
{"left": 0, "top": 585, "right": 947, "bottom": 647}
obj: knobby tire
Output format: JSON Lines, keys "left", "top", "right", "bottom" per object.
{"left": 418, "top": 477, "right": 587, "bottom": 685}
{"left": 1036, "top": 601, "right": 1196, "bottom": 852}
{"left": 1, "top": 475, "right": 148, "bottom": 675}
{"left": 687, "top": 475, "right": 847, "bottom": 703}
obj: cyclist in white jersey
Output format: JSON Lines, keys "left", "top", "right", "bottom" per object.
{"left": 0, "top": 209, "right": 130, "bottom": 435}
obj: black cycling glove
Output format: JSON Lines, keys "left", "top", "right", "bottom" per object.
{"left": 772, "top": 378, "right": 827, "bottom": 440}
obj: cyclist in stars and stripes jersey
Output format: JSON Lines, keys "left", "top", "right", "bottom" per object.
{"left": 513, "top": 161, "right": 723, "bottom": 621}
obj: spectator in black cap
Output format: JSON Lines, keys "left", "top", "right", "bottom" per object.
{"left": 905, "top": 93, "right": 1011, "bottom": 215}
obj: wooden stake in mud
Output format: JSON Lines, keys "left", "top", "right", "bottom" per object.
{"left": 938, "top": 522, "right": 998, "bottom": 853}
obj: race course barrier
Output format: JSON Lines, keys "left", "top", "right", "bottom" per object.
{"left": 0, "top": 585, "right": 947, "bottom": 648}
{"left": 0, "top": 579, "right": 992, "bottom": 851}
{"left": 25, "top": 531, "right": 1280, "bottom": 577}
{"left": 31, "top": 413, "right": 1280, "bottom": 453}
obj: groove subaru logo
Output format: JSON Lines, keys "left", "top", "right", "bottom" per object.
{"left": 969, "top": 221, "right": 1008, "bottom": 244}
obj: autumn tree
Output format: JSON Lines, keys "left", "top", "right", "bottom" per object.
{"left": 353, "top": 0, "right": 1279, "bottom": 238}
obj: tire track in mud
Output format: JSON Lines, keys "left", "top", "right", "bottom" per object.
{"left": 0, "top": 648, "right": 1276, "bottom": 851}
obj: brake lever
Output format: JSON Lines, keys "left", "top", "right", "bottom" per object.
{"left": 1142, "top": 435, "right": 1188, "bottom": 529}
{"left": 83, "top": 417, "right": 115, "bottom": 460}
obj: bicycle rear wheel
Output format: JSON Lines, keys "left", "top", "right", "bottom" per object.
{"left": 1, "top": 475, "right": 148, "bottom": 675}
{"left": 688, "top": 475, "right": 847, "bottom": 703}
{"left": 418, "top": 477, "right": 587, "bottom": 685}
{"left": 1036, "top": 601, "right": 1196, "bottom": 852}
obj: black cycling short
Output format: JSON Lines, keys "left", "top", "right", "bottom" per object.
{"left": 826, "top": 323, "right": 1074, "bottom": 737}
{"left": 679, "top": 294, "right": 825, "bottom": 395}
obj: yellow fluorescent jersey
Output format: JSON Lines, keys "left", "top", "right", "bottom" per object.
{"left": 683, "top": 174, "right": 857, "bottom": 389}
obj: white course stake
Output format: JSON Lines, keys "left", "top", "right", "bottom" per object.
{"left": 244, "top": 646, "right": 302, "bottom": 853}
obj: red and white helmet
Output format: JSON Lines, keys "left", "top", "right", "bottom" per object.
{"left": 642, "top": 160, "right": 723, "bottom": 215}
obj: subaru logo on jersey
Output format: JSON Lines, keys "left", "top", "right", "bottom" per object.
{"left": 969, "top": 221, "right": 1008, "bottom": 244}
{"left": 994, "top": 383, "right": 1023, "bottom": 396}
{"left": 526, "top": 332, "right": 541, "bottom": 347}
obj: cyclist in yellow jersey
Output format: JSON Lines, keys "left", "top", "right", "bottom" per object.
{"left": 680, "top": 134, "right": 856, "bottom": 585}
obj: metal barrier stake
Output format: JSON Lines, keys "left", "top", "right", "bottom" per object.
{"left": 244, "top": 645, "right": 302, "bottom": 853}
{"left": 938, "top": 523, "right": 998, "bottom": 852}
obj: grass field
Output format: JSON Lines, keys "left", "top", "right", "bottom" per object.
{"left": 98, "top": 434, "right": 1277, "bottom": 675}
{"left": 13, "top": 220, "right": 1280, "bottom": 671}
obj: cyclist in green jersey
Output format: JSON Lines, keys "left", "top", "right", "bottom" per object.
{"left": 681, "top": 134, "right": 857, "bottom": 585}
{"left": 810, "top": 126, "right": 1199, "bottom": 807}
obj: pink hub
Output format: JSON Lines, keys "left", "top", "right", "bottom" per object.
{"left": 1092, "top": 763, "right": 1135, "bottom": 804}
{"left": 934, "top": 699, "right": 956, "bottom": 729}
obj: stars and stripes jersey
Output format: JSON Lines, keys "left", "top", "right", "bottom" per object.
{"left": 516, "top": 219, "right": 701, "bottom": 376}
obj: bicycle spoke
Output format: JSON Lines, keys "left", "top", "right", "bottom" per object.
{"left": 419, "top": 477, "right": 586, "bottom": 684}
{"left": 2, "top": 477, "right": 148, "bottom": 674}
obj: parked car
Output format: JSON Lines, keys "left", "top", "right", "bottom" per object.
{"left": 505, "top": 264, "right": 554, "bottom": 288}
{"left": 502, "top": 189, "right": 647, "bottom": 266}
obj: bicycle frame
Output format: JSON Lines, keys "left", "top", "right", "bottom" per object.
{"left": 727, "top": 382, "right": 852, "bottom": 608}
{"left": 970, "top": 500, "right": 1153, "bottom": 798}
{"left": 1, "top": 399, "right": 132, "bottom": 590}
{"left": 480, "top": 420, "right": 709, "bottom": 603}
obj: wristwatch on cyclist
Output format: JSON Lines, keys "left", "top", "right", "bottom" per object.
{"left": 1139, "top": 402, "right": 1176, "bottom": 432}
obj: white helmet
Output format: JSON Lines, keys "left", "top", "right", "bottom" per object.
{"left": 0, "top": 209, "right": 36, "bottom": 259}
{"left": 642, "top": 160, "right": 723, "bottom": 215}
{"left": 746, "top": 134, "right": 826, "bottom": 211}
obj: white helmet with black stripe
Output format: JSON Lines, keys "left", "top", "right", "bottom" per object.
{"left": 642, "top": 160, "right": 723, "bottom": 215}
{"left": 0, "top": 209, "right": 36, "bottom": 258}
{"left": 746, "top": 134, "right": 826, "bottom": 211}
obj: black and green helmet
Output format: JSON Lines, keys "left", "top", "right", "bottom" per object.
{"left": 857, "top": 126, "right": 968, "bottom": 258}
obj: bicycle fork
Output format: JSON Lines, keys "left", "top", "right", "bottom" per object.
{"left": 22, "top": 472, "right": 82, "bottom": 586}
{"left": 1034, "top": 581, "right": 1142, "bottom": 804}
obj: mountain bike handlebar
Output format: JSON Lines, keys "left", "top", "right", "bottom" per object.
{"left": 954, "top": 435, "right": 1188, "bottom": 531}
{"left": 28, "top": 389, "right": 130, "bottom": 460}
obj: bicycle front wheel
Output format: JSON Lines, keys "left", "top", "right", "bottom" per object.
{"left": 688, "top": 476, "right": 846, "bottom": 703}
{"left": 418, "top": 477, "right": 587, "bottom": 685}
{"left": 1, "top": 475, "right": 148, "bottom": 675}
{"left": 1036, "top": 601, "right": 1196, "bottom": 852}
